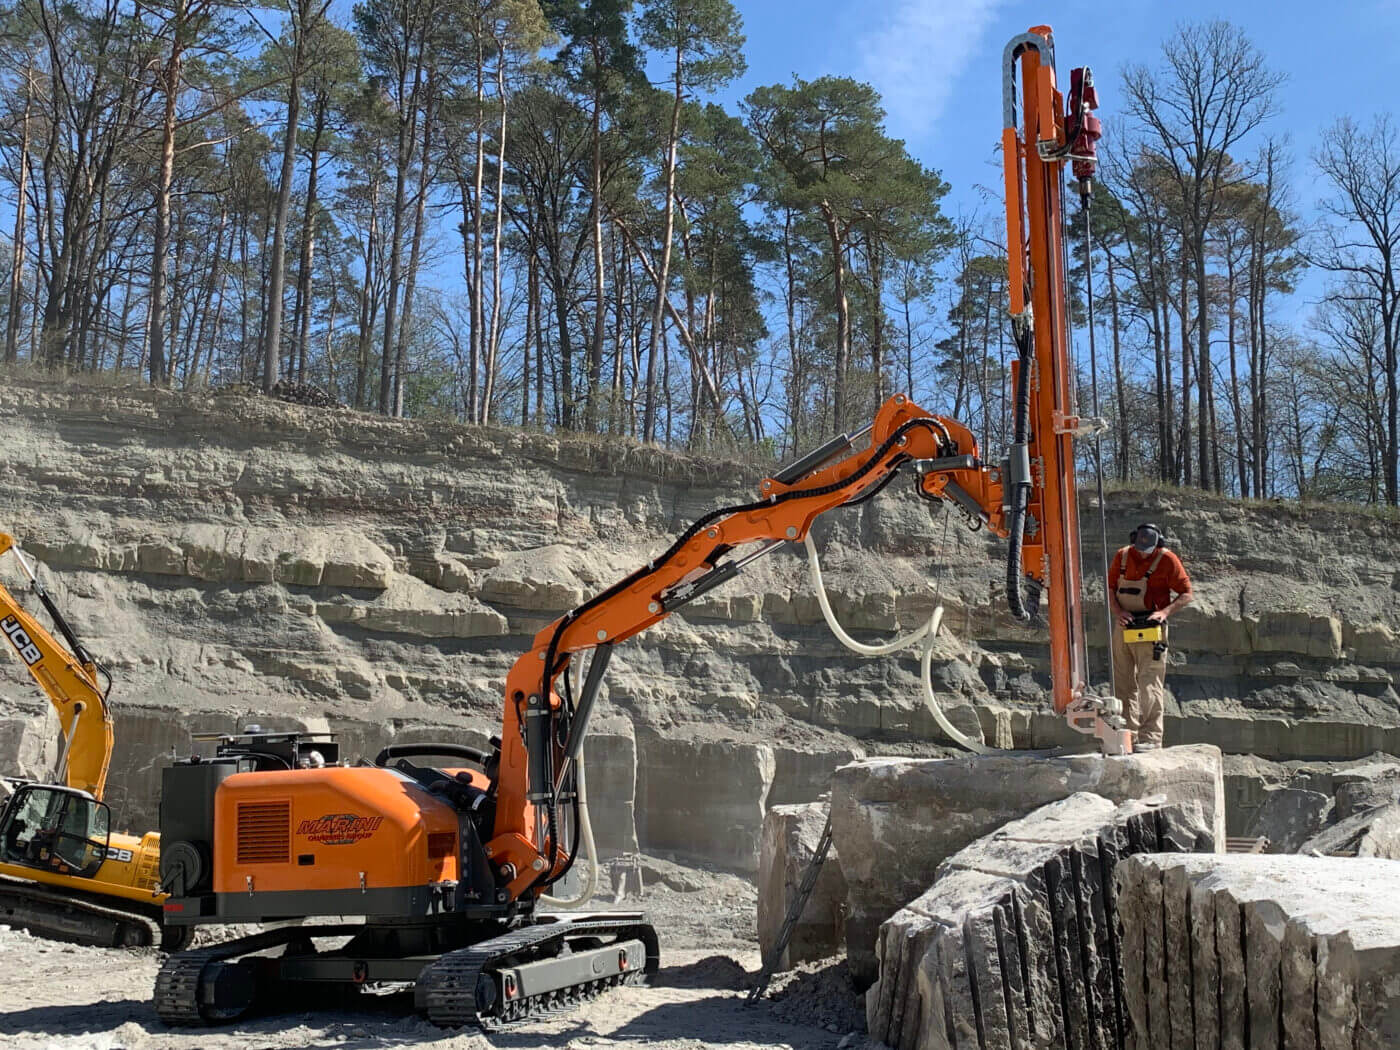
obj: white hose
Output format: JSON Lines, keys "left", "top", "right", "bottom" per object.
{"left": 539, "top": 750, "right": 598, "bottom": 908}
{"left": 803, "top": 533, "right": 989, "bottom": 754}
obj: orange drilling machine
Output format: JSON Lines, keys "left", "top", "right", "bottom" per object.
{"left": 153, "top": 24, "right": 1121, "bottom": 1028}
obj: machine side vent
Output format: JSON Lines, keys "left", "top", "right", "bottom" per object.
{"left": 236, "top": 801, "right": 291, "bottom": 864}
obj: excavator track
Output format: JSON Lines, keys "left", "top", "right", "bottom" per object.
{"left": 0, "top": 872, "right": 164, "bottom": 948}
{"left": 154, "top": 924, "right": 343, "bottom": 1025}
{"left": 155, "top": 916, "right": 657, "bottom": 1029}
{"left": 417, "top": 913, "right": 659, "bottom": 1030}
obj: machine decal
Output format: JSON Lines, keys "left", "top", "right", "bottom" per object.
{"left": 101, "top": 846, "right": 135, "bottom": 863}
{"left": 296, "top": 813, "right": 384, "bottom": 846}
{"left": 1, "top": 616, "right": 42, "bottom": 666}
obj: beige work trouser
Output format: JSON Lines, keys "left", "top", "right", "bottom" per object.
{"left": 1112, "top": 629, "right": 1167, "bottom": 746}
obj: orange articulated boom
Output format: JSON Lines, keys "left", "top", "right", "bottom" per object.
{"left": 489, "top": 393, "right": 969, "bottom": 897}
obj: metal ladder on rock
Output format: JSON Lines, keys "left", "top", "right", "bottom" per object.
{"left": 747, "top": 810, "right": 834, "bottom": 1003}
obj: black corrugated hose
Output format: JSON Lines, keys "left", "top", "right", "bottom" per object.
{"left": 1006, "top": 323, "right": 1035, "bottom": 623}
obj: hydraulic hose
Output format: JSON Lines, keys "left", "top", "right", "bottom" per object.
{"left": 539, "top": 751, "right": 598, "bottom": 908}
{"left": 804, "top": 533, "right": 988, "bottom": 754}
{"left": 1005, "top": 325, "right": 1035, "bottom": 624}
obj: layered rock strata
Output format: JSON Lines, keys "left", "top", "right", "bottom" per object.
{"left": 866, "top": 793, "right": 1215, "bottom": 1050}
{"left": 1116, "top": 854, "right": 1400, "bottom": 1050}
{"left": 830, "top": 744, "right": 1225, "bottom": 982}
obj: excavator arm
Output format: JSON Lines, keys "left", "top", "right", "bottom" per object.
{"left": 0, "top": 534, "right": 113, "bottom": 798}
{"left": 487, "top": 24, "right": 1127, "bottom": 903}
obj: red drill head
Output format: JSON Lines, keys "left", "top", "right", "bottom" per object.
{"left": 1068, "top": 67, "right": 1101, "bottom": 185}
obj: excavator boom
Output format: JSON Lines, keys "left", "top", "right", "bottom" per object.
{"left": 0, "top": 533, "right": 113, "bottom": 798}
{"left": 0, "top": 533, "right": 180, "bottom": 950}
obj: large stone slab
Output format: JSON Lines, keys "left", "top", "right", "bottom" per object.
{"left": 1301, "top": 801, "right": 1400, "bottom": 859}
{"left": 635, "top": 730, "right": 775, "bottom": 872}
{"left": 758, "top": 803, "right": 847, "bottom": 968}
{"left": 583, "top": 715, "right": 639, "bottom": 856}
{"left": 831, "top": 743, "right": 1224, "bottom": 982}
{"left": 1245, "top": 786, "right": 1332, "bottom": 853}
{"left": 1116, "top": 854, "right": 1400, "bottom": 1050}
{"left": 1332, "top": 759, "right": 1400, "bottom": 820}
{"left": 769, "top": 742, "right": 866, "bottom": 806}
{"left": 866, "top": 793, "right": 1215, "bottom": 1050}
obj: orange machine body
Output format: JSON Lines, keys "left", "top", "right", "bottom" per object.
{"left": 211, "top": 767, "right": 465, "bottom": 896}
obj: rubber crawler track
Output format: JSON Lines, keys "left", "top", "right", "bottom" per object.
{"left": 419, "top": 916, "right": 660, "bottom": 1029}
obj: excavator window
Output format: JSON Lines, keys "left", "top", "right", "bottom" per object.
{"left": 0, "top": 785, "right": 110, "bottom": 878}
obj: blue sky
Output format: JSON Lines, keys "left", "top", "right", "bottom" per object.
{"left": 718, "top": 0, "right": 1400, "bottom": 317}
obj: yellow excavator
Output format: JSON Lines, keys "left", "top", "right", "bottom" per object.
{"left": 0, "top": 531, "right": 190, "bottom": 949}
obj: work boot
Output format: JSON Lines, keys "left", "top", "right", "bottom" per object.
{"left": 1135, "top": 741, "right": 1160, "bottom": 751}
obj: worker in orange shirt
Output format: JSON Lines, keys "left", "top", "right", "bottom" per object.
{"left": 1107, "top": 522, "right": 1193, "bottom": 750}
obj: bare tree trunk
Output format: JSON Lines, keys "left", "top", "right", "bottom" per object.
{"left": 188, "top": 204, "right": 227, "bottom": 385}
{"left": 264, "top": 41, "right": 303, "bottom": 391}
{"left": 395, "top": 81, "right": 436, "bottom": 419}
{"left": 481, "top": 49, "right": 510, "bottom": 425}
{"left": 522, "top": 249, "right": 534, "bottom": 426}
{"left": 381, "top": 58, "right": 423, "bottom": 415}
{"left": 1107, "top": 246, "right": 1128, "bottom": 480}
{"left": 1178, "top": 263, "right": 1192, "bottom": 485}
{"left": 820, "top": 203, "right": 849, "bottom": 427}
{"left": 294, "top": 99, "right": 329, "bottom": 383}
{"left": 870, "top": 233, "right": 885, "bottom": 411}
{"left": 468, "top": 29, "right": 486, "bottom": 423}
{"left": 642, "top": 43, "right": 684, "bottom": 443}
{"left": 1225, "top": 250, "right": 1248, "bottom": 497}
{"left": 585, "top": 74, "right": 606, "bottom": 431}
{"left": 5, "top": 67, "right": 32, "bottom": 364}
{"left": 149, "top": 44, "right": 182, "bottom": 387}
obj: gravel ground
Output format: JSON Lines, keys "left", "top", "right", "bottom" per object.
{"left": 0, "top": 857, "right": 875, "bottom": 1050}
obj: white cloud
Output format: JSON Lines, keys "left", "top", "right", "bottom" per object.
{"left": 855, "top": 0, "right": 1007, "bottom": 140}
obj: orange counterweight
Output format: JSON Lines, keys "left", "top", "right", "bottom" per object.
{"left": 212, "top": 767, "right": 468, "bottom": 898}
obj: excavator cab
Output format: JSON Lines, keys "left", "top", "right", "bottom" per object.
{"left": 0, "top": 783, "right": 111, "bottom": 878}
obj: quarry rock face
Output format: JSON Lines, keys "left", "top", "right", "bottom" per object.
{"left": 757, "top": 803, "right": 846, "bottom": 968}
{"left": 635, "top": 732, "right": 775, "bottom": 872}
{"left": 1117, "top": 854, "right": 1400, "bottom": 1050}
{"left": 830, "top": 743, "right": 1225, "bottom": 983}
{"left": 581, "top": 717, "right": 639, "bottom": 856}
{"left": 866, "top": 793, "right": 1215, "bottom": 1050}
{"left": 3, "top": 378, "right": 1400, "bottom": 874}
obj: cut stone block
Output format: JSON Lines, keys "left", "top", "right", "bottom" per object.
{"left": 769, "top": 743, "right": 866, "bottom": 806}
{"left": 634, "top": 731, "right": 774, "bottom": 872}
{"left": 1302, "top": 801, "right": 1400, "bottom": 859}
{"left": 1332, "top": 759, "right": 1400, "bottom": 820}
{"left": 867, "top": 793, "right": 1215, "bottom": 1050}
{"left": 1116, "top": 853, "right": 1400, "bottom": 1050}
{"left": 583, "top": 717, "right": 639, "bottom": 856}
{"left": 1245, "top": 786, "right": 1332, "bottom": 853}
{"left": 831, "top": 743, "right": 1224, "bottom": 982}
{"left": 757, "top": 803, "right": 847, "bottom": 969}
